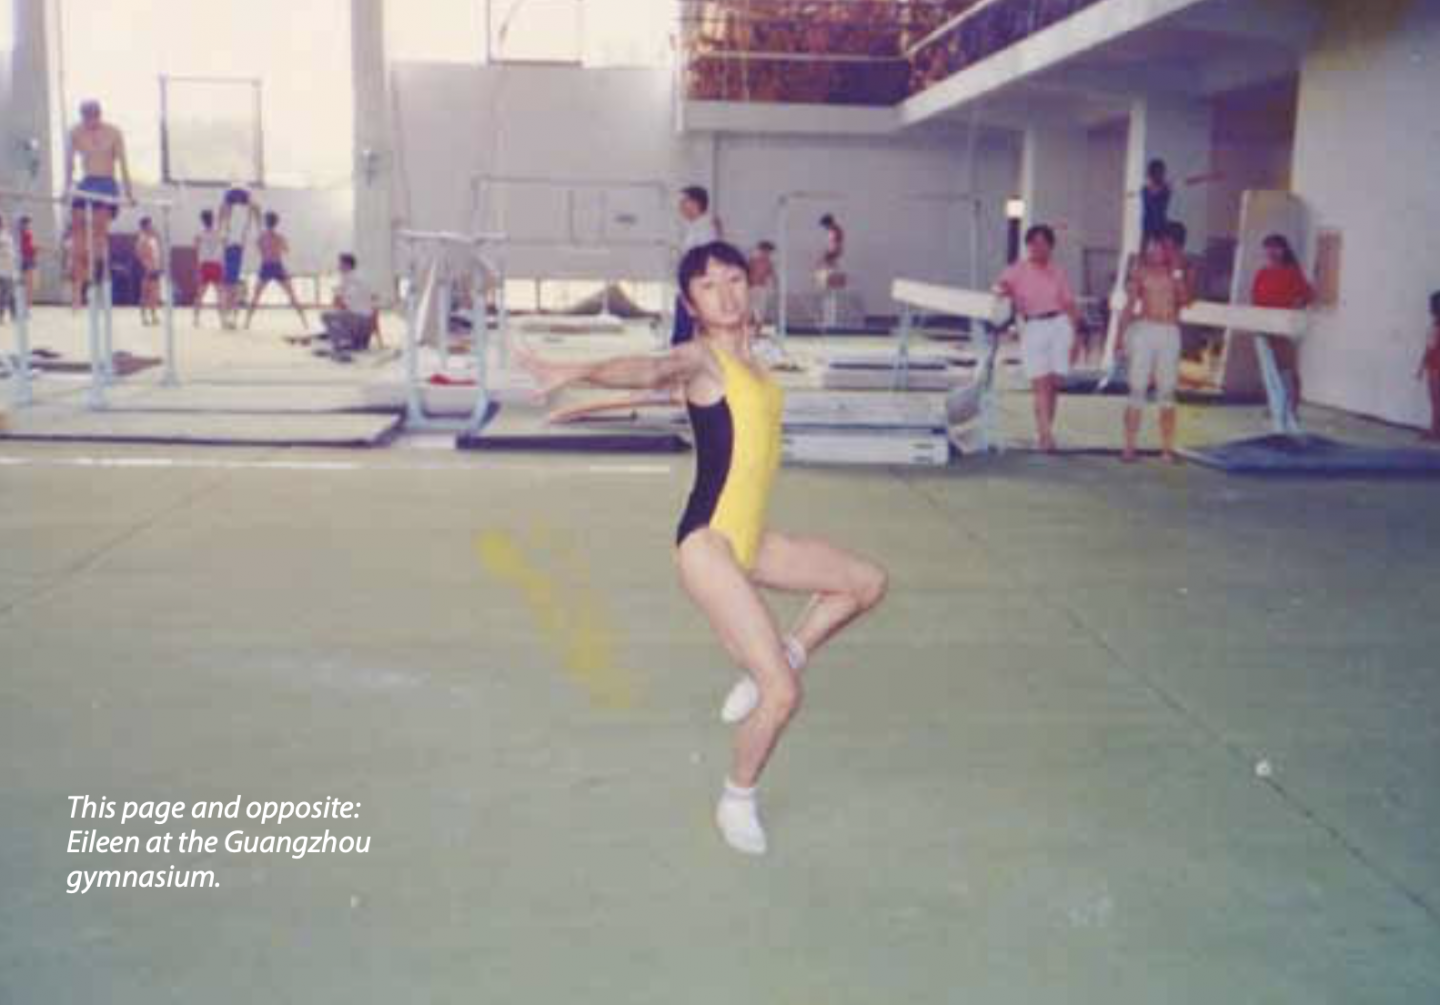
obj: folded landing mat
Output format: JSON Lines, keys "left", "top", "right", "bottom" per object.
{"left": 1181, "top": 434, "right": 1440, "bottom": 477}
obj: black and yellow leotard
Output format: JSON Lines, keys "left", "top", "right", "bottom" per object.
{"left": 676, "top": 343, "right": 785, "bottom": 570}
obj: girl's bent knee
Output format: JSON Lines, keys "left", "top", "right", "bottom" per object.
{"left": 761, "top": 677, "right": 803, "bottom": 719}
{"left": 855, "top": 563, "right": 888, "bottom": 610}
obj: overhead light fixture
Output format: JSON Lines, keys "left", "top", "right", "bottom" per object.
{"left": 1005, "top": 197, "right": 1026, "bottom": 221}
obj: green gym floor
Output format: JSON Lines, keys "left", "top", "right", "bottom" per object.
{"left": 3, "top": 431, "right": 1439, "bottom": 1003}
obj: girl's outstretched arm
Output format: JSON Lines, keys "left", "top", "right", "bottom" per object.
{"left": 515, "top": 341, "right": 705, "bottom": 398}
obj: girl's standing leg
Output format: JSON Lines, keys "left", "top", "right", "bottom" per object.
{"left": 677, "top": 530, "right": 800, "bottom": 854}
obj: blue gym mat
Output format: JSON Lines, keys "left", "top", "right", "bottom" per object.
{"left": 1181, "top": 434, "right": 1440, "bottom": 477}
{"left": 456, "top": 404, "right": 690, "bottom": 454}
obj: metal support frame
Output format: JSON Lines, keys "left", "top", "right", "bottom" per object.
{"left": 396, "top": 228, "right": 505, "bottom": 434}
{"left": 7, "top": 256, "right": 33, "bottom": 408}
{"left": 0, "top": 186, "right": 176, "bottom": 412}
{"left": 1254, "top": 335, "right": 1300, "bottom": 436}
{"left": 891, "top": 278, "right": 1010, "bottom": 453}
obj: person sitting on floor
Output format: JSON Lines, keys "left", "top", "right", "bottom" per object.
{"left": 321, "top": 253, "right": 376, "bottom": 354}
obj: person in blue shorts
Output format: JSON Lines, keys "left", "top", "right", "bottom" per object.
{"left": 63, "top": 100, "right": 134, "bottom": 308}
{"left": 244, "top": 212, "right": 309, "bottom": 330}
{"left": 218, "top": 186, "right": 261, "bottom": 329}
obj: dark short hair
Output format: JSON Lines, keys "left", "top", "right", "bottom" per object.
{"left": 820, "top": 214, "right": 837, "bottom": 228}
{"left": 339, "top": 253, "right": 358, "bottom": 270}
{"left": 1163, "top": 220, "right": 1188, "bottom": 248}
{"left": 678, "top": 241, "right": 749, "bottom": 301}
{"left": 1147, "top": 159, "right": 1167, "bottom": 180}
{"left": 18, "top": 215, "right": 30, "bottom": 226}
{"left": 265, "top": 211, "right": 280, "bottom": 228}
{"left": 680, "top": 186, "right": 709, "bottom": 213}
{"left": 139, "top": 216, "right": 153, "bottom": 229}
{"left": 224, "top": 187, "right": 250, "bottom": 206}
{"left": 1024, "top": 224, "right": 1056, "bottom": 248}
{"left": 200, "top": 210, "right": 215, "bottom": 227}
{"left": 1263, "top": 233, "right": 1297, "bottom": 267}
{"left": 757, "top": 240, "right": 776, "bottom": 252}
{"left": 1430, "top": 290, "right": 1440, "bottom": 319}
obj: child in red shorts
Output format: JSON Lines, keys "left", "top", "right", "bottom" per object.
{"left": 194, "top": 210, "right": 224, "bottom": 326}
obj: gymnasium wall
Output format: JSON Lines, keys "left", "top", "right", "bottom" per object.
{"left": 391, "top": 63, "right": 698, "bottom": 284}
{"left": 1291, "top": 0, "right": 1440, "bottom": 428}
{"left": 713, "top": 127, "right": 1020, "bottom": 314}
{"left": 390, "top": 61, "right": 1020, "bottom": 314}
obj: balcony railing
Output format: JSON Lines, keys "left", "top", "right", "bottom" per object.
{"left": 679, "top": 0, "right": 1108, "bottom": 106}
{"left": 907, "top": 0, "right": 1108, "bottom": 95}
{"left": 680, "top": 0, "right": 968, "bottom": 105}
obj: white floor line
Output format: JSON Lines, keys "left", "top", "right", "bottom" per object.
{"left": 0, "top": 455, "right": 674, "bottom": 475}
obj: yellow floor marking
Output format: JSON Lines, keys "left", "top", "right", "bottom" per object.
{"left": 475, "top": 525, "right": 638, "bottom": 711}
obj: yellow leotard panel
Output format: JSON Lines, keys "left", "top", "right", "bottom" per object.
{"left": 710, "top": 346, "right": 784, "bottom": 568}
{"left": 676, "top": 344, "right": 785, "bottom": 570}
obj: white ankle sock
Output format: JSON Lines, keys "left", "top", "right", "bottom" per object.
{"left": 724, "top": 778, "right": 756, "bottom": 801}
{"left": 716, "top": 779, "right": 766, "bottom": 855}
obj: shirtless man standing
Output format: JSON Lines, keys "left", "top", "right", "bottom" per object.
{"left": 64, "top": 100, "right": 134, "bottom": 309}
{"left": 135, "top": 217, "right": 164, "bottom": 327}
{"left": 1117, "top": 233, "right": 1190, "bottom": 463}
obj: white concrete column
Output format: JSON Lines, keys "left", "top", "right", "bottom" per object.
{"left": 1020, "top": 120, "right": 1089, "bottom": 282}
{"left": 5, "top": 0, "right": 60, "bottom": 286}
{"left": 1123, "top": 94, "right": 1214, "bottom": 255}
{"left": 352, "top": 0, "right": 396, "bottom": 297}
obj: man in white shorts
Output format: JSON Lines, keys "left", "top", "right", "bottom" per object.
{"left": 994, "top": 224, "right": 1079, "bottom": 452}
{"left": 1117, "top": 233, "right": 1190, "bottom": 463}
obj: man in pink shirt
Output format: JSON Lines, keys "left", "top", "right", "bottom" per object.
{"left": 994, "top": 224, "right": 1079, "bottom": 452}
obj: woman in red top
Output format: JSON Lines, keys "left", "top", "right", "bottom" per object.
{"left": 1251, "top": 234, "right": 1313, "bottom": 421}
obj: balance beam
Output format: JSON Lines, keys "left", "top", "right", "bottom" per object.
{"left": 892, "top": 279, "right": 1009, "bottom": 326}
{"left": 1108, "top": 291, "right": 1309, "bottom": 341}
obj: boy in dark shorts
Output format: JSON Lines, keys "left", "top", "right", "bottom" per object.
{"left": 136, "top": 216, "right": 164, "bottom": 326}
{"left": 244, "top": 212, "right": 309, "bottom": 330}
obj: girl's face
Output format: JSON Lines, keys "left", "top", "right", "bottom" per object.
{"left": 686, "top": 259, "right": 750, "bottom": 331}
{"left": 1265, "top": 243, "right": 1284, "bottom": 266}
